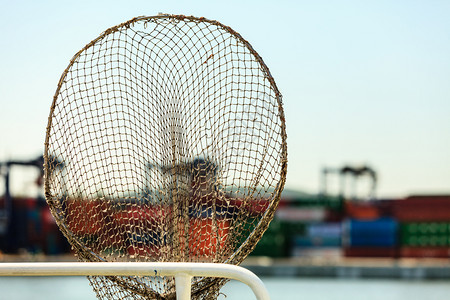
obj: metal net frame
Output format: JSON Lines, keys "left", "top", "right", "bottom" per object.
{"left": 44, "top": 14, "right": 287, "bottom": 300}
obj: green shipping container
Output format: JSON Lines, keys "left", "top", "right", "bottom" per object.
{"left": 400, "top": 222, "right": 450, "bottom": 247}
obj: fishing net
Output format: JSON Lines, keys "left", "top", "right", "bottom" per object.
{"left": 44, "top": 14, "right": 287, "bottom": 299}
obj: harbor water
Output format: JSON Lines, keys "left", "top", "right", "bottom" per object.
{"left": 0, "top": 276, "right": 449, "bottom": 300}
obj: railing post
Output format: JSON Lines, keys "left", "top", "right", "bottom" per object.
{"left": 175, "top": 273, "right": 192, "bottom": 300}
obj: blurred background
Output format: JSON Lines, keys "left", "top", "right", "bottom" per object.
{"left": 0, "top": 0, "right": 449, "bottom": 299}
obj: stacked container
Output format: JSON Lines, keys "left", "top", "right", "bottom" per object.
{"left": 394, "top": 195, "right": 450, "bottom": 258}
{"left": 342, "top": 217, "right": 398, "bottom": 257}
{"left": 291, "top": 222, "right": 341, "bottom": 257}
{"left": 279, "top": 194, "right": 343, "bottom": 258}
{"left": 342, "top": 200, "right": 398, "bottom": 257}
{"left": 250, "top": 194, "right": 343, "bottom": 258}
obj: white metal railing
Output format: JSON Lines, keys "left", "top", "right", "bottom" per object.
{"left": 0, "top": 262, "right": 270, "bottom": 300}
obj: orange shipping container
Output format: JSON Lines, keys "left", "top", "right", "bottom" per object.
{"left": 345, "top": 202, "right": 380, "bottom": 220}
{"left": 66, "top": 199, "right": 109, "bottom": 235}
{"left": 178, "top": 218, "right": 230, "bottom": 258}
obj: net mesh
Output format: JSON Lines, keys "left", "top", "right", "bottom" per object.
{"left": 44, "top": 14, "right": 287, "bottom": 300}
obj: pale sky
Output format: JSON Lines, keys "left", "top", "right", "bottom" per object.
{"left": 1, "top": 0, "right": 449, "bottom": 198}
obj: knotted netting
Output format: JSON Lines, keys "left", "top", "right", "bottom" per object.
{"left": 44, "top": 14, "right": 287, "bottom": 299}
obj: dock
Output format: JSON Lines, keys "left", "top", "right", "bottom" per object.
{"left": 242, "top": 257, "right": 450, "bottom": 279}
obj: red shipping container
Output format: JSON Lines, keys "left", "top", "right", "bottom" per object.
{"left": 394, "top": 207, "right": 450, "bottom": 222}
{"left": 128, "top": 244, "right": 160, "bottom": 258}
{"left": 392, "top": 195, "right": 450, "bottom": 222}
{"left": 400, "top": 247, "right": 450, "bottom": 258}
{"left": 399, "top": 195, "right": 450, "bottom": 207}
{"left": 343, "top": 247, "right": 397, "bottom": 258}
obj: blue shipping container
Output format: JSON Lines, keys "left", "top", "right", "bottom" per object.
{"left": 346, "top": 218, "right": 398, "bottom": 236}
{"left": 344, "top": 217, "right": 398, "bottom": 247}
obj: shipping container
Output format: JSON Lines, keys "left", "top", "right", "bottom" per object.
{"left": 345, "top": 201, "right": 380, "bottom": 220}
{"left": 343, "top": 247, "right": 397, "bottom": 258}
{"left": 293, "top": 236, "right": 341, "bottom": 247}
{"left": 292, "top": 247, "right": 341, "bottom": 258}
{"left": 399, "top": 222, "right": 450, "bottom": 247}
{"left": 306, "top": 222, "right": 342, "bottom": 238}
{"left": 393, "top": 195, "right": 450, "bottom": 222}
{"left": 251, "top": 231, "right": 286, "bottom": 257}
{"left": 343, "top": 218, "right": 398, "bottom": 248}
{"left": 400, "top": 247, "right": 450, "bottom": 258}
{"left": 276, "top": 207, "right": 326, "bottom": 222}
